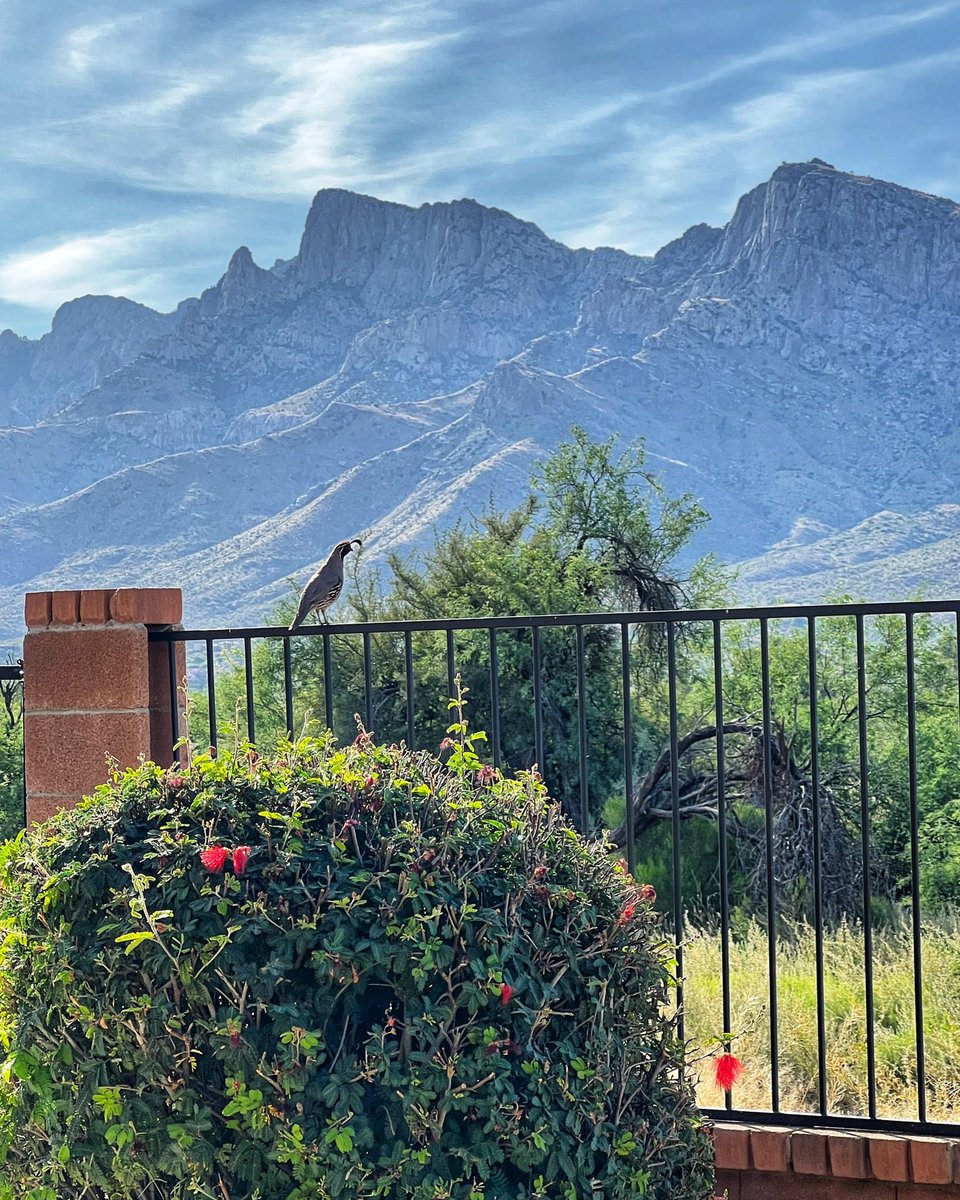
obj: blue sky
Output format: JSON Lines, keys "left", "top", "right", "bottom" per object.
{"left": 1, "top": 0, "right": 959, "bottom": 337}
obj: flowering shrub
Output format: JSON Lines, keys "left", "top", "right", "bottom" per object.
{"left": 0, "top": 709, "right": 713, "bottom": 1200}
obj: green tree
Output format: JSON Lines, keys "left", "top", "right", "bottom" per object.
{"left": 202, "top": 427, "right": 726, "bottom": 832}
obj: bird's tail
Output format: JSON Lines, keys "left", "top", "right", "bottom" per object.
{"left": 289, "top": 600, "right": 309, "bottom": 632}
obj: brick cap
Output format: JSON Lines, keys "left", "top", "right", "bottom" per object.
{"left": 111, "top": 588, "right": 182, "bottom": 626}
{"left": 710, "top": 1124, "right": 960, "bottom": 1185}
{"left": 24, "top": 592, "right": 52, "bottom": 628}
{"left": 24, "top": 588, "right": 183, "bottom": 629}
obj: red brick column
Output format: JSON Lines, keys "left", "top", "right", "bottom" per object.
{"left": 22, "top": 587, "right": 185, "bottom": 825}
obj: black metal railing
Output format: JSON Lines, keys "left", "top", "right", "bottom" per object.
{"left": 0, "top": 660, "right": 25, "bottom": 831}
{"left": 149, "top": 599, "right": 960, "bottom": 1135}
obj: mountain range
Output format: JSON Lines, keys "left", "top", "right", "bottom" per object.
{"left": 3, "top": 158, "right": 960, "bottom": 645}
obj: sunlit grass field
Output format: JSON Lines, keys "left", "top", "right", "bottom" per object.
{"left": 682, "top": 919, "right": 960, "bottom": 1122}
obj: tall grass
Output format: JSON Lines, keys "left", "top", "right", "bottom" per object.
{"left": 683, "top": 918, "right": 960, "bottom": 1122}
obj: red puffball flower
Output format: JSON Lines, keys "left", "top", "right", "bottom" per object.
{"left": 200, "top": 845, "right": 229, "bottom": 873}
{"left": 229, "top": 1030, "right": 241, "bottom": 1049}
{"left": 439, "top": 737, "right": 455, "bottom": 752}
{"left": 167, "top": 774, "right": 186, "bottom": 791}
{"left": 532, "top": 864, "right": 548, "bottom": 882}
{"left": 713, "top": 1052, "right": 745, "bottom": 1092}
{"left": 638, "top": 884, "right": 657, "bottom": 904}
{"left": 500, "top": 983, "right": 514, "bottom": 1005}
{"left": 477, "top": 764, "right": 496, "bottom": 785}
{"left": 618, "top": 902, "right": 636, "bottom": 926}
{"left": 231, "top": 846, "right": 251, "bottom": 876}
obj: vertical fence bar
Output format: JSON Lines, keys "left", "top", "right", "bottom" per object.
{"left": 168, "top": 638, "right": 180, "bottom": 747}
{"left": 446, "top": 629, "right": 456, "bottom": 701}
{"left": 205, "top": 638, "right": 218, "bottom": 752}
{"left": 622, "top": 623, "right": 635, "bottom": 876}
{"left": 282, "top": 638, "right": 294, "bottom": 738}
{"left": 713, "top": 619, "right": 733, "bottom": 1111}
{"left": 667, "top": 621, "right": 684, "bottom": 1046}
{"left": 807, "top": 617, "right": 829, "bottom": 1117}
{"left": 576, "top": 625, "right": 589, "bottom": 834}
{"left": 19, "top": 706, "right": 26, "bottom": 829}
{"left": 760, "top": 617, "right": 780, "bottom": 1111}
{"left": 489, "top": 628, "right": 501, "bottom": 769}
{"left": 905, "top": 612, "right": 927, "bottom": 1123}
{"left": 362, "top": 631, "right": 373, "bottom": 730}
{"left": 532, "top": 626, "right": 544, "bottom": 772}
{"left": 404, "top": 630, "right": 415, "bottom": 749}
{"left": 243, "top": 637, "right": 255, "bottom": 743}
{"left": 856, "top": 613, "right": 878, "bottom": 1120}
{"left": 322, "top": 635, "right": 334, "bottom": 730}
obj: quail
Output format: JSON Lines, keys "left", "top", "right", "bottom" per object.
{"left": 289, "top": 538, "right": 362, "bottom": 630}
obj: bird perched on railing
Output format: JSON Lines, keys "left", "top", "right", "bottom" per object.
{"left": 289, "top": 538, "right": 362, "bottom": 630}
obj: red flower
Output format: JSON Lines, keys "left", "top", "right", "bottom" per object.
{"left": 231, "top": 846, "right": 251, "bottom": 876}
{"left": 440, "top": 737, "right": 455, "bottom": 751}
{"left": 477, "top": 765, "right": 496, "bottom": 785}
{"left": 200, "top": 845, "right": 229, "bottom": 873}
{"left": 533, "top": 864, "right": 548, "bottom": 882}
{"left": 713, "top": 1052, "right": 744, "bottom": 1092}
{"left": 167, "top": 774, "right": 186, "bottom": 791}
{"left": 230, "top": 1030, "right": 241, "bottom": 1049}
{"left": 500, "top": 983, "right": 514, "bottom": 1005}
{"left": 638, "top": 884, "right": 657, "bottom": 904}
{"left": 618, "top": 902, "right": 636, "bottom": 926}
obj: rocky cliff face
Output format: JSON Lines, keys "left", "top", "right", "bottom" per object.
{"left": 2, "top": 160, "right": 959, "bottom": 643}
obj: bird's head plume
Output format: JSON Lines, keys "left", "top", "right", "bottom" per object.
{"left": 335, "top": 537, "right": 362, "bottom": 558}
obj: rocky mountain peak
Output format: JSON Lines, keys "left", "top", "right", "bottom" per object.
{"left": 200, "top": 245, "right": 277, "bottom": 317}
{"left": 294, "top": 187, "right": 575, "bottom": 320}
{"left": 704, "top": 160, "right": 960, "bottom": 314}
{"left": 5, "top": 162, "right": 960, "bottom": 642}
{"left": 49, "top": 293, "right": 163, "bottom": 336}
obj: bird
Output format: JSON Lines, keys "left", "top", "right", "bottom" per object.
{"left": 289, "top": 538, "right": 362, "bottom": 630}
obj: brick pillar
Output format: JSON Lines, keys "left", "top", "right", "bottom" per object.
{"left": 22, "top": 587, "right": 186, "bottom": 825}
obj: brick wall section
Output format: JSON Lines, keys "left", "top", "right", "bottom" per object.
{"left": 23, "top": 587, "right": 185, "bottom": 824}
{"left": 712, "top": 1125, "right": 960, "bottom": 1199}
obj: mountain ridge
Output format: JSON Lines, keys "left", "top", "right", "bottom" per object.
{"left": 3, "top": 159, "right": 959, "bottom": 644}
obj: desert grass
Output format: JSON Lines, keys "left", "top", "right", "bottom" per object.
{"left": 681, "top": 917, "right": 960, "bottom": 1122}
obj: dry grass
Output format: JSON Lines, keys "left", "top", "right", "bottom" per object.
{"left": 682, "top": 918, "right": 960, "bottom": 1121}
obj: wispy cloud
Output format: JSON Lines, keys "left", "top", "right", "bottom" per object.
{"left": 0, "top": 213, "right": 224, "bottom": 312}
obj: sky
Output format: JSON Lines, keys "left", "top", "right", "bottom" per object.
{"left": 1, "top": 0, "right": 960, "bottom": 337}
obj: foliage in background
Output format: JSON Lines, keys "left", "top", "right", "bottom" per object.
{"left": 0, "top": 705, "right": 714, "bottom": 1200}
{"left": 0, "top": 666, "right": 22, "bottom": 841}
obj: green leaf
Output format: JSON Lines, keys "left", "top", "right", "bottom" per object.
{"left": 114, "top": 931, "right": 156, "bottom": 954}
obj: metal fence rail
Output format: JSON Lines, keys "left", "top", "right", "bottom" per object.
{"left": 0, "top": 660, "right": 24, "bottom": 830}
{"left": 149, "top": 599, "right": 960, "bottom": 1136}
